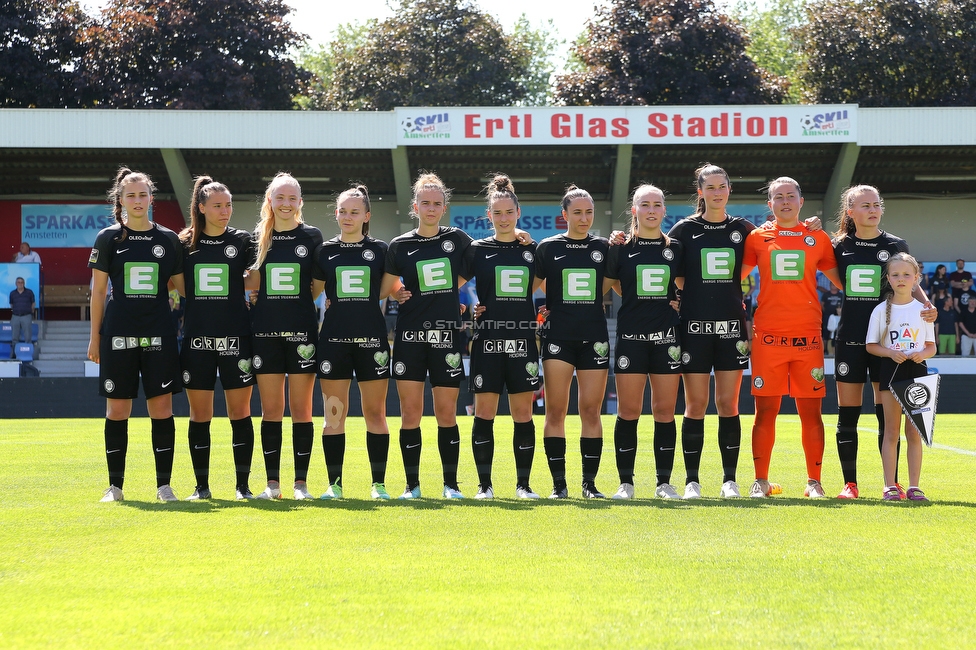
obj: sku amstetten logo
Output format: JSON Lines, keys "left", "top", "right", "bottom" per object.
{"left": 799, "top": 109, "right": 851, "bottom": 137}
{"left": 401, "top": 112, "right": 452, "bottom": 140}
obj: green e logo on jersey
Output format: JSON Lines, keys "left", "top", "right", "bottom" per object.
{"left": 847, "top": 265, "right": 881, "bottom": 297}
{"left": 195, "top": 264, "right": 229, "bottom": 296}
{"left": 266, "top": 263, "right": 300, "bottom": 295}
{"left": 124, "top": 262, "right": 158, "bottom": 295}
{"left": 562, "top": 268, "right": 596, "bottom": 301}
{"left": 701, "top": 248, "right": 734, "bottom": 280}
{"left": 770, "top": 250, "right": 805, "bottom": 280}
{"left": 417, "top": 258, "right": 452, "bottom": 292}
{"left": 637, "top": 265, "right": 670, "bottom": 296}
{"left": 336, "top": 266, "right": 370, "bottom": 298}
{"left": 496, "top": 266, "right": 529, "bottom": 297}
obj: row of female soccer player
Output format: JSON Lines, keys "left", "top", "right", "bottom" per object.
{"left": 90, "top": 163, "right": 936, "bottom": 504}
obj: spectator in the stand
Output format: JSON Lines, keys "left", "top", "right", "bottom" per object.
{"left": 821, "top": 284, "right": 844, "bottom": 343}
{"left": 8, "top": 277, "right": 35, "bottom": 358}
{"left": 960, "top": 299, "right": 976, "bottom": 357}
{"left": 382, "top": 296, "right": 399, "bottom": 344}
{"left": 949, "top": 259, "right": 972, "bottom": 294}
{"left": 826, "top": 305, "right": 841, "bottom": 356}
{"left": 929, "top": 264, "right": 948, "bottom": 296}
{"left": 13, "top": 242, "right": 41, "bottom": 265}
{"left": 935, "top": 288, "right": 957, "bottom": 355}
{"left": 954, "top": 277, "right": 976, "bottom": 313}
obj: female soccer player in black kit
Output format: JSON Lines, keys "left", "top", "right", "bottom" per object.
{"left": 462, "top": 175, "right": 543, "bottom": 499}
{"left": 248, "top": 173, "right": 323, "bottom": 500}
{"left": 178, "top": 176, "right": 257, "bottom": 501}
{"left": 89, "top": 168, "right": 184, "bottom": 502}
{"left": 536, "top": 185, "right": 613, "bottom": 499}
{"left": 312, "top": 185, "right": 401, "bottom": 500}
{"left": 604, "top": 184, "right": 684, "bottom": 500}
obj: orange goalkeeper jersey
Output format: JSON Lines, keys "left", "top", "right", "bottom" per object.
{"left": 743, "top": 224, "right": 837, "bottom": 335}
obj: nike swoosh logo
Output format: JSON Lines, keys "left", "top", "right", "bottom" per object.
{"left": 162, "top": 380, "right": 173, "bottom": 388}
{"left": 596, "top": 359, "right": 608, "bottom": 364}
{"left": 726, "top": 445, "right": 739, "bottom": 450}
{"left": 739, "top": 359, "right": 749, "bottom": 365}
{"left": 842, "top": 251, "right": 855, "bottom": 256}
{"left": 193, "top": 445, "right": 208, "bottom": 450}
{"left": 813, "top": 385, "right": 825, "bottom": 391}
{"left": 329, "top": 254, "right": 340, "bottom": 260}
{"left": 485, "top": 254, "right": 497, "bottom": 259}
{"left": 405, "top": 443, "right": 421, "bottom": 449}
{"left": 838, "top": 440, "right": 852, "bottom": 444}
{"left": 264, "top": 450, "right": 276, "bottom": 455}
{"left": 299, "top": 362, "right": 314, "bottom": 368}
{"left": 449, "top": 370, "right": 462, "bottom": 376}
{"left": 549, "top": 457, "right": 564, "bottom": 461}
{"left": 518, "top": 445, "right": 533, "bottom": 450}
{"left": 232, "top": 443, "right": 245, "bottom": 447}
{"left": 618, "top": 447, "right": 635, "bottom": 452}
{"left": 692, "top": 233, "right": 705, "bottom": 239}
{"left": 660, "top": 447, "right": 675, "bottom": 451}
{"left": 628, "top": 252, "right": 641, "bottom": 258}
{"left": 155, "top": 448, "right": 172, "bottom": 453}
{"left": 450, "top": 439, "right": 460, "bottom": 445}
{"left": 554, "top": 255, "right": 566, "bottom": 260}
{"left": 297, "top": 451, "right": 310, "bottom": 456}
{"left": 474, "top": 440, "right": 490, "bottom": 445}
{"left": 407, "top": 250, "right": 419, "bottom": 256}
{"left": 106, "top": 449, "right": 121, "bottom": 454}
{"left": 583, "top": 454, "right": 599, "bottom": 459}
{"left": 116, "top": 248, "right": 129, "bottom": 254}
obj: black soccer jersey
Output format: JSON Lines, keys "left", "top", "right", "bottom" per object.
{"left": 182, "top": 227, "right": 255, "bottom": 338}
{"left": 88, "top": 222, "right": 183, "bottom": 336}
{"left": 385, "top": 226, "right": 473, "bottom": 331}
{"left": 462, "top": 237, "right": 538, "bottom": 339}
{"left": 605, "top": 236, "right": 683, "bottom": 335}
{"left": 833, "top": 231, "right": 909, "bottom": 343}
{"left": 250, "top": 223, "right": 323, "bottom": 335}
{"left": 535, "top": 233, "right": 609, "bottom": 341}
{"left": 667, "top": 215, "right": 754, "bottom": 321}
{"left": 313, "top": 236, "right": 388, "bottom": 340}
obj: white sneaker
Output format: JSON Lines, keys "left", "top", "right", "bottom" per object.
{"left": 100, "top": 486, "right": 123, "bottom": 502}
{"left": 682, "top": 481, "right": 702, "bottom": 499}
{"left": 474, "top": 485, "right": 494, "bottom": 499}
{"left": 516, "top": 485, "right": 540, "bottom": 499}
{"left": 156, "top": 485, "right": 178, "bottom": 502}
{"left": 750, "top": 479, "right": 770, "bottom": 498}
{"left": 255, "top": 480, "right": 282, "bottom": 500}
{"left": 654, "top": 483, "right": 680, "bottom": 499}
{"left": 294, "top": 481, "right": 313, "bottom": 500}
{"left": 804, "top": 479, "right": 826, "bottom": 498}
{"left": 720, "top": 480, "right": 741, "bottom": 498}
{"left": 442, "top": 485, "right": 464, "bottom": 499}
{"left": 611, "top": 483, "right": 635, "bottom": 500}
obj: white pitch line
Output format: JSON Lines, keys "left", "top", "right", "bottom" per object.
{"left": 775, "top": 418, "right": 976, "bottom": 457}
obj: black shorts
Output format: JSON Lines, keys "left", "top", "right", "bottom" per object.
{"left": 180, "top": 335, "right": 255, "bottom": 391}
{"left": 392, "top": 329, "right": 465, "bottom": 388}
{"left": 680, "top": 318, "right": 749, "bottom": 373}
{"left": 878, "top": 358, "right": 927, "bottom": 391}
{"left": 252, "top": 334, "right": 317, "bottom": 375}
{"left": 614, "top": 331, "right": 683, "bottom": 375}
{"left": 469, "top": 337, "right": 541, "bottom": 394}
{"left": 541, "top": 338, "right": 610, "bottom": 370}
{"left": 99, "top": 335, "right": 182, "bottom": 399}
{"left": 316, "top": 337, "right": 391, "bottom": 382}
{"left": 835, "top": 341, "right": 882, "bottom": 384}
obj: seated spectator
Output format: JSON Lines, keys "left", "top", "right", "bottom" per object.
{"left": 12, "top": 242, "right": 41, "bottom": 265}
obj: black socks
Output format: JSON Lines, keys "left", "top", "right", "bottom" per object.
{"left": 614, "top": 417, "right": 638, "bottom": 485}
{"left": 151, "top": 416, "right": 176, "bottom": 488}
{"left": 681, "top": 417, "right": 705, "bottom": 485}
{"left": 104, "top": 418, "right": 128, "bottom": 490}
{"left": 717, "top": 415, "right": 741, "bottom": 483}
{"left": 187, "top": 420, "right": 211, "bottom": 490}
{"left": 472, "top": 417, "right": 495, "bottom": 487}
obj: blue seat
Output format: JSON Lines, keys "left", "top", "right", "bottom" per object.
{"left": 15, "top": 343, "right": 34, "bottom": 361}
{"left": 0, "top": 342, "right": 10, "bottom": 358}
{"left": 0, "top": 322, "right": 11, "bottom": 343}
{"left": 31, "top": 323, "right": 39, "bottom": 343}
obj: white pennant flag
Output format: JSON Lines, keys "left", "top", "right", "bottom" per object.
{"left": 889, "top": 373, "right": 940, "bottom": 447}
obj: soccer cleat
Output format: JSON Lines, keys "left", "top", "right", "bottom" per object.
{"left": 442, "top": 485, "right": 464, "bottom": 499}
{"left": 294, "top": 481, "right": 313, "bottom": 500}
{"left": 100, "top": 486, "right": 123, "bottom": 502}
{"left": 474, "top": 485, "right": 494, "bottom": 500}
{"left": 750, "top": 479, "right": 772, "bottom": 498}
{"left": 804, "top": 479, "right": 826, "bottom": 498}
{"left": 186, "top": 487, "right": 212, "bottom": 501}
{"left": 883, "top": 486, "right": 902, "bottom": 501}
{"left": 581, "top": 481, "right": 605, "bottom": 499}
{"left": 516, "top": 485, "right": 540, "bottom": 499}
{"left": 371, "top": 483, "right": 391, "bottom": 500}
{"left": 906, "top": 487, "right": 929, "bottom": 501}
{"left": 398, "top": 485, "right": 422, "bottom": 500}
{"left": 720, "top": 480, "right": 741, "bottom": 498}
{"left": 611, "top": 483, "right": 635, "bottom": 500}
{"left": 255, "top": 481, "right": 282, "bottom": 500}
{"left": 682, "top": 481, "right": 702, "bottom": 499}
{"left": 896, "top": 483, "right": 907, "bottom": 500}
{"left": 655, "top": 483, "right": 680, "bottom": 499}
{"left": 156, "top": 485, "right": 179, "bottom": 502}
{"left": 320, "top": 481, "right": 343, "bottom": 500}
{"left": 837, "top": 482, "right": 859, "bottom": 499}
{"left": 235, "top": 486, "right": 254, "bottom": 500}
{"left": 549, "top": 486, "right": 569, "bottom": 499}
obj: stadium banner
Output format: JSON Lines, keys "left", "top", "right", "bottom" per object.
{"left": 890, "top": 373, "right": 940, "bottom": 447}
{"left": 450, "top": 203, "right": 773, "bottom": 242}
{"left": 21, "top": 204, "right": 117, "bottom": 248}
{"left": 396, "top": 105, "right": 857, "bottom": 146}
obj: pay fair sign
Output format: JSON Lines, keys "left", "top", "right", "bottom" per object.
{"left": 396, "top": 105, "right": 857, "bottom": 146}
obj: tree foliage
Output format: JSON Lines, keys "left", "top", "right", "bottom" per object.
{"left": 733, "top": 0, "right": 807, "bottom": 103}
{"left": 76, "top": 0, "right": 308, "bottom": 108}
{"left": 325, "top": 0, "right": 551, "bottom": 110}
{"left": 799, "top": 0, "right": 976, "bottom": 106}
{"left": 295, "top": 21, "right": 373, "bottom": 111}
{"left": 555, "top": 0, "right": 786, "bottom": 106}
{"left": 0, "top": 0, "right": 89, "bottom": 107}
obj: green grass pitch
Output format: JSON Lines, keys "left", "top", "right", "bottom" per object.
{"left": 1, "top": 414, "right": 975, "bottom": 648}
